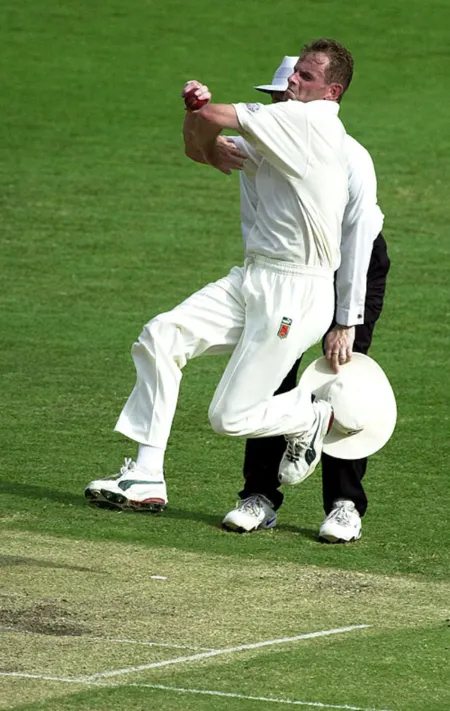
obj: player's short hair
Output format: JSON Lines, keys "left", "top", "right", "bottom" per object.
{"left": 300, "top": 38, "right": 354, "bottom": 101}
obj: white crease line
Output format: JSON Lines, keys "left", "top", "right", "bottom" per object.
{"left": 0, "top": 672, "right": 86, "bottom": 683}
{"left": 0, "top": 626, "right": 214, "bottom": 651}
{"left": 0, "top": 672, "right": 392, "bottom": 711}
{"left": 83, "top": 624, "right": 370, "bottom": 680}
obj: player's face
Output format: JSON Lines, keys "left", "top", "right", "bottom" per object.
{"left": 285, "top": 52, "right": 340, "bottom": 103}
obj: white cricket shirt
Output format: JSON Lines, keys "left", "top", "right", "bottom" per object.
{"left": 231, "top": 132, "right": 384, "bottom": 327}
{"left": 233, "top": 100, "right": 348, "bottom": 271}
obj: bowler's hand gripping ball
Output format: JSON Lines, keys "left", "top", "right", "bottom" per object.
{"left": 184, "top": 87, "right": 208, "bottom": 111}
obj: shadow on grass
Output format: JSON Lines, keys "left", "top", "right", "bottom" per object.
{"left": 0, "top": 555, "right": 95, "bottom": 572}
{"left": 275, "top": 523, "right": 319, "bottom": 541}
{"left": 166, "top": 511, "right": 320, "bottom": 539}
{"left": 0, "top": 481, "right": 85, "bottom": 506}
{"left": 162, "top": 507, "right": 220, "bottom": 527}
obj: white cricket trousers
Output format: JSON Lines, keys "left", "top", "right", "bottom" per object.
{"left": 115, "top": 256, "right": 334, "bottom": 448}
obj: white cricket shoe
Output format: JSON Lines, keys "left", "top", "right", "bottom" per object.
{"left": 319, "top": 499, "right": 362, "bottom": 543}
{"left": 278, "top": 401, "right": 333, "bottom": 486}
{"left": 85, "top": 458, "right": 167, "bottom": 512}
{"left": 222, "top": 495, "right": 277, "bottom": 533}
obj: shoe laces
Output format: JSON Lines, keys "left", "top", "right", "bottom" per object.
{"left": 284, "top": 435, "right": 309, "bottom": 463}
{"left": 239, "top": 496, "right": 266, "bottom": 517}
{"left": 328, "top": 501, "right": 356, "bottom": 526}
{"left": 104, "top": 458, "right": 136, "bottom": 481}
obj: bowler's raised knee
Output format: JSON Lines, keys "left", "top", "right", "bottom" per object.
{"left": 208, "top": 403, "right": 247, "bottom": 437}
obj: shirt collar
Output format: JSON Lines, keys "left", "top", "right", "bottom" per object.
{"left": 307, "top": 99, "right": 340, "bottom": 114}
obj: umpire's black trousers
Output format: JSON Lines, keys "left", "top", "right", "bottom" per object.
{"left": 239, "top": 233, "right": 390, "bottom": 516}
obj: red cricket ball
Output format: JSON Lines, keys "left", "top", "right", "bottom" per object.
{"left": 184, "top": 87, "right": 208, "bottom": 111}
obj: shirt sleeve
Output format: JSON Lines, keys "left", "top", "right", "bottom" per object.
{"left": 233, "top": 101, "right": 309, "bottom": 179}
{"left": 335, "top": 138, "right": 384, "bottom": 326}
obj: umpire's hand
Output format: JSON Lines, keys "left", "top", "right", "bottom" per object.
{"left": 211, "top": 136, "right": 247, "bottom": 174}
{"left": 324, "top": 325, "right": 355, "bottom": 374}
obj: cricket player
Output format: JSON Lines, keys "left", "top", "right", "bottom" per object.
{"left": 85, "top": 39, "right": 355, "bottom": 511}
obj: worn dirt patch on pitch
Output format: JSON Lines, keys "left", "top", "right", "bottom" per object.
{"left": 0, "top": 601, "right": 87, "bottom": 638}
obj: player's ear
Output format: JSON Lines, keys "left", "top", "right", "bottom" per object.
{"left": 327, "top": 83, "right": 344, "bottom": 101}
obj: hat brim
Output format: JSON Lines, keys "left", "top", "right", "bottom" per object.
{"left": 300, "top": 354, "right": 397, "bottom": 460}
{"left": 254, "top": 84, "right": 287, "bottom": 93}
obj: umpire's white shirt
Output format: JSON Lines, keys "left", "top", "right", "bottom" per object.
{"left": 337, "top": 135, "right": 384, "bottom": 325}
{"left": 233, "top": 100, "right": 348, "bottom": 270}
{"left": 233, "top": 132, "right": 384, "bottom": 327}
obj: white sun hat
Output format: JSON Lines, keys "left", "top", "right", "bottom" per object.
{"left": 299, "top": 353, "right": 397, "bottom": 460}
{"left": 254, "top": 55, "right": 299, "bottom": 93}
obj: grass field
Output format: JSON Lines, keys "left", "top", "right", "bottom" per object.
{"left": 1, "top": 1, "right": 449, "bottom": 709}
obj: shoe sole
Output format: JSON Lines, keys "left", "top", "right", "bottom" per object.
{"left": 85, "top": 488, "right": 167, "bottom": 513}
{"left": 221, "top": 517, "right": 277, "bottom": 533}
{"left": 318, "top": 532, "right": 361, "bottom": 544}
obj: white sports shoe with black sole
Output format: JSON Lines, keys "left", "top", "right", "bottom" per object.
{"left": 222, "top": 495, "right": 277, "bottom": 533}
{"left": 319, "top": 499, "right": 361, "bottom": 543}
{"left": 85, "top": 458, "right": 167, "bottom": 513}
{"left": 278, "top": 400, "right": 333, "bottom": 485}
